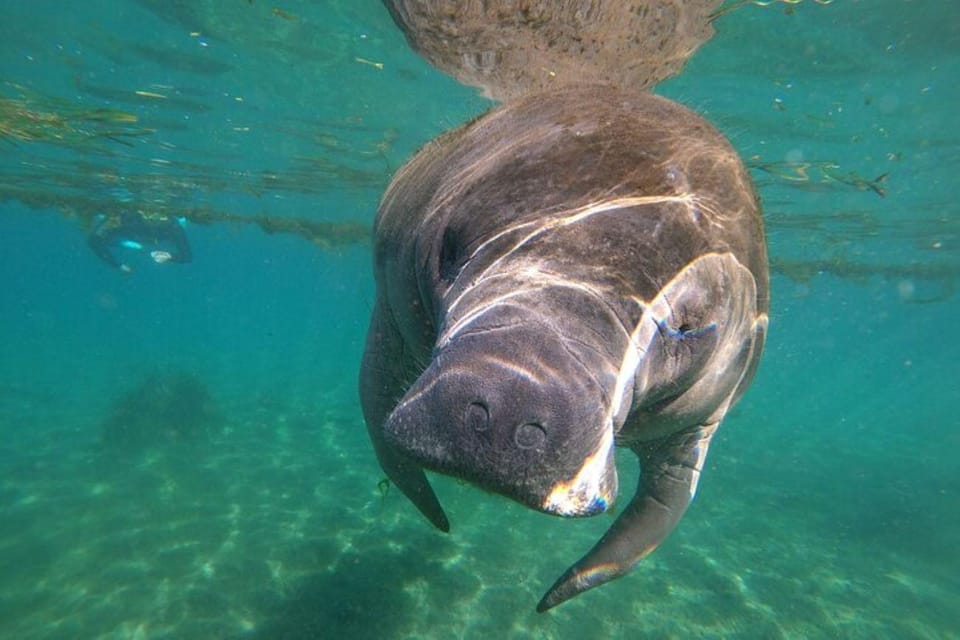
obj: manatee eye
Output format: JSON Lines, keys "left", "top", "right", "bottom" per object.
{"left": 515, "top": 422, "right": 546, "bottom": 450}
{"left": 438, "top": 227, "right": 466, "bottom": 283}
{"left": 464, "top": 402, "right": 490, "bottom": 432}
{"left": 658, "top": 319, "right": 717, "bottom": 340}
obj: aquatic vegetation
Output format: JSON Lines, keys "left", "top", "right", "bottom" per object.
{"left": 2, "top": 154, "right": 954, "bottom": 298}
{"left": 100, "top": 371, "right": 222, "bottom": 449}
{"left": 0, "top": 83, "right": 153, "bottom": 147}
{"left": 270, "top": 6, "right": 300, "bottom": 22}
{"left": 0, "top": 162, "right": 371, "bottom": 250}
{"left": 377, "top": 478, "right": 391, "bottom": 499}
{"left": 183, "top": 207, "right": 370, "bottom": 249}
{"left": 749, "top": 159, "right": 888, "bottom": 197}
{"left": 74, "top": 76, "right": 214, "bottom": 115}
{"left": 770, "top": 257, "right": 956, "bottom": 303}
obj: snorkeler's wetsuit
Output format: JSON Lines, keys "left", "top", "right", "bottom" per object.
{"left": 88, "top": 212, "right": 192, "bottom": 271}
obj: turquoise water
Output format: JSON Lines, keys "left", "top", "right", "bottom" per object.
{"left": 1, "top": 1, "right": 957, "bottom": 638}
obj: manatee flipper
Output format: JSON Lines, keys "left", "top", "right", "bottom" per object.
{"left": 360, "top": 305, "right": 450, "bottom": 532}
{"left": 537, "top": 424, "right": 717, "bottom": 612}
{"left": 373, "top": 436, "right": 450, "bottom": 533}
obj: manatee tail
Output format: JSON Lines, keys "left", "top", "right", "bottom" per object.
{"left": 377, "top": 442, "right": 450, "bottom": 533}
{"left": 537, "top": 424, "right": 718, "bottom": 612}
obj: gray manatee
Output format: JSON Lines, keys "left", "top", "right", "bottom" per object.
{"left": 359, "top": 84, "right": 768, "bottom": 610}
{"left": 382, "top": 0, "right": 721, "bottom": 102}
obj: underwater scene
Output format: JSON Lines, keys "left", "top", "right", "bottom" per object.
{"left": 0, "top": 1, "right": 957, "bottom": 638}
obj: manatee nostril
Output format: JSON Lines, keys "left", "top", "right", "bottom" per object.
{"left": 515, "top": 422, "right": 546, "bottom": 450}
{"left": 464, "top": 401, "right": 490, "bottom": 432}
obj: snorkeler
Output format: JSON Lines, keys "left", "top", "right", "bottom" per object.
{"left": 88, "top": 211, "right": 192, "bottom": 273}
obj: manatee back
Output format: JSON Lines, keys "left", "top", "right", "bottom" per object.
{"left": 375, "top": 85, "right": 768, "bottom": 348}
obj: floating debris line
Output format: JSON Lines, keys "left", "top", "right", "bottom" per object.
{"left": 0, "top": 83, "right": 153, "bottom": 147}
{"left": 0, "top": 83, "right": 952, "bottom": 299}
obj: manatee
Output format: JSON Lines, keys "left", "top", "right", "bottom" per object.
{"left": 382, "top": 0, "right": 721, "bottom": 102}
{"left": 359, "top": 84, "right": 768, "bottom": 610}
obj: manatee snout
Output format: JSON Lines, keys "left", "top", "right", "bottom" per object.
{"left": 384, "top": 331, "right": 618, "bottom": 516}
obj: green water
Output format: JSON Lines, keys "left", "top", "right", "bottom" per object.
{"left": 0, "top": 1, "right": 957, "bottom": 638}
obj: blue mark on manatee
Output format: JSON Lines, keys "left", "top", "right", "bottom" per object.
{"left": 657, "top": 320, "right": 717, "bottom": 340}
{"left": 584, "top": 495, "right": 609, "bottom": 515}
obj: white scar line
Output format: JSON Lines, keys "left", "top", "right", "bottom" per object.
{"left": 447, "top": 193, "right": 696, "bottom": 315}
{"left": 439, "top": 272, "right": 620, "bottom": 347}
{"left": 482, "top": 193, "right": 697, "bottom": 264}
{"left": 548, "top": 193, "right": 697, "bottom": 228}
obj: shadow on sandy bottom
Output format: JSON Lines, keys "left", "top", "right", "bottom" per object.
{"left": 248, "top": 540, "right": 457, "bottom": 640}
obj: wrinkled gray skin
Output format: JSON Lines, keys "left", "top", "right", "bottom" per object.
{"left": 380, "top": 0, "right": 720, "bottom": 102}
{"left": 360, "top": 85, "right": 769, "bottom": 611}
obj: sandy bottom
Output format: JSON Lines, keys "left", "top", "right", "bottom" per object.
{"left": 0, "top": 387, "right": 955, "bottom": 640}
